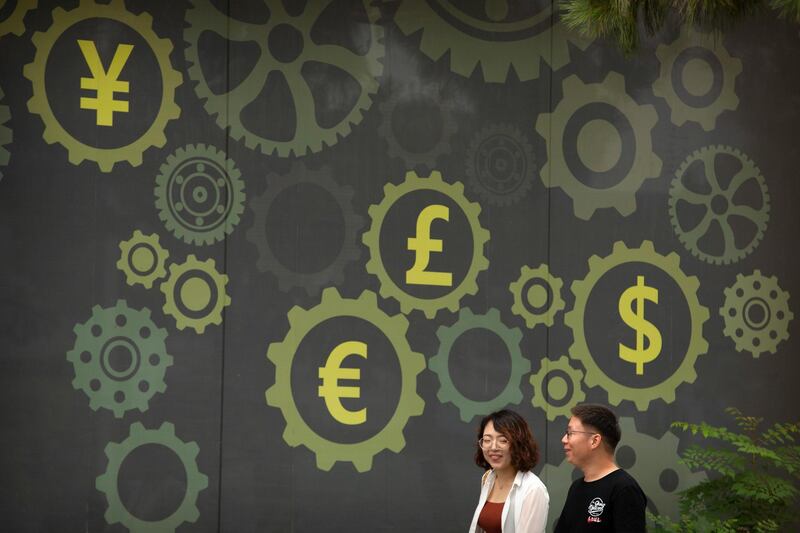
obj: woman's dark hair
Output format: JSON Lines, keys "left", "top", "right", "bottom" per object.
{"left": 474, "top": 409, "right": 539, "bottom": 471}
{"left": 571, "top": 403, "right": 621, "bottom": 452}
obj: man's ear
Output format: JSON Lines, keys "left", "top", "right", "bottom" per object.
{"left": 590, "top": 433, "right": 602, "bottom": 451}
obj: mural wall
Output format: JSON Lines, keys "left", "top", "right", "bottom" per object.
{"left": 1, "top": 0, "right": 799, "bottom": 531}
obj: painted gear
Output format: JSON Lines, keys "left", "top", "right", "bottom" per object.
{"left": 265, "top": 287, "right": 426, "bottom": 472}
{"left": 362, "top": 170, "right": 490, "bottom": 319}
{"left": 564, "top": 240, "right": 710, "bottom": 410}
{"left": 66, "top": 300, "right": 172, "bottom": 418}
{"left": 160, "top": 254, "right": 230, "bottom": 334}
{"left": 245, "top": 163, "right": 363, "bottom": 295}
{"left": 529, "top": 355, "right": 585, "bottom": 421}
{"left": 669, "top": 145, "right": 769, "bottom": 265}
{"left": 540, "top": 458, "right": 581, "bottom": 532}
{"left": 0, "top": 0, "right": 37, "bottom": 38}
{"left": 184, "top": 0, "right": 383, "bottom": 157}
{"left": 155, "top": 144, "right": 245, "bottom": 246}
{"left": 652, "top": 28, "right": 742, "bottom": 131}
{"left": 96, "top": 421, "right": 208, "bottom": 532}
{"left": 721, "top": 270, "right": 793, "bottom": 357}
{"left": 509, "top": 263, "right": 565, "bottom": 328}
{"left": 466, "top": 123, "right": 536, "bottom": 206}
{"left": 117, "top": 230, "right": 169, "bottom": 289}
{"left": 393, "top": 1, "right": 591, "bottom": 83}
{"left": 428, "top": 307, "right": 529, "bottom": 422}
{"left": 536, "top": 73, "right": 662, "bottom": 220}
{"left": 0, "top": 85, "right": 9, "bottom": 181}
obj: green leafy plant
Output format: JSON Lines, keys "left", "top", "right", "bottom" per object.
{"left": 649, "top": 407, "right": 800, "bottom": 532}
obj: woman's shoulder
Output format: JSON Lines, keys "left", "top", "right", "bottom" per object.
{"left": 518, "top": 470, "right": 549, "bottom": 494}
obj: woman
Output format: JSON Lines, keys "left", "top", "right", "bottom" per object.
{"left": 468, "top": 409, "right": 549, "bottom": 533}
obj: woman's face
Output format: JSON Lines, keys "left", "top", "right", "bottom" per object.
{"left": 481, "top": 420, "right": 513, "bottom": 472}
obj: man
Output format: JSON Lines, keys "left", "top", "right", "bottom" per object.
{"left": 554, "top": 404, "right": 646, "bottom": 532}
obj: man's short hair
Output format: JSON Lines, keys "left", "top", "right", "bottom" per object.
{"left": 571, "top": 404, "right": 621, "bottom": 452}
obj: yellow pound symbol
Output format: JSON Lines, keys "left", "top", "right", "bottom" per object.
{"left": 318, "top": 340, "right": 367, "bottom": 425}
{"left": 406, "top": 204, "right": 453, "bottom": 287}
{"left": 78, "top": 40, "right": 133, "bottom": 126}
{"left": 618, "top": 275, "right": 662, "bottom": 375}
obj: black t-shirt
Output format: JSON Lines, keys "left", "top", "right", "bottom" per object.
{"left": 554, "top": 469, "right": 646, "bottom": 532}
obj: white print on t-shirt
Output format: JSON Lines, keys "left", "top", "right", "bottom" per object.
{"left": 588, "top": 498, "right": 606, "bottom": 517}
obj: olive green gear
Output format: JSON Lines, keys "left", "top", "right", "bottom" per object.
{"left": 466, "top": 123, "right": 536, "bottom": 207}
{"left": 265, "top": 287, "right": 426, "bottom": 472}
{"left": 0, "top": 0, "right": 37, "bottom": 38}
{"left": 536, "top": 73, "right": 662, "bottom": 220}
{"left": 117, "top": 230, "right": 170, "bottom": 289}
{"left": 155, "top": 144, "right": 245, "bottom": 246}
{"left": 160, "top": 254, "right": 230, "bottom": 334}
{"left": 509, "top": 264, "right": 565, "bottom": 329}
{"left": 529, "top": 355, "right": 585, "bottom": 421}
{"left": 669, "top": 145, "right": 769, "bottom": 265}
{"left": 540, "top": 458, "right": 581, "bottom": 532}
{"left": 616, "top": 417, "right": 708, "bottom": 521}
{"left": 184, "top": 0, "right": 383, "bottom": 158}
{"left": 0, "top": 86, "right": 10, "bottom": 180}
{"left": 564, "top": 240, "right": 709, "bottom": 410}
{"left": 245, "top": 163, "right": 363, "bottom": 296}
{"left": 721, "top": 270, "right": 793, "bottom": 358}
{"left": 362, "top": 170, "right": 490, "bottom": 319}
{"left": 23, "top": 0, "right": 182, "bottom": 172}
{"left": 66, "top": 300, "right": 172, "bottom": 418}
{"left": 652, "top": 28, "right": 742, "bottom": 131}
{"left": 96, "top": 421, "right": 208, "bottom": 532}
{"left": 393, "top": 2, "right": 592, "bottom": 83}
{"left": 428, "top": 307, "right": 529, "bottom": 423}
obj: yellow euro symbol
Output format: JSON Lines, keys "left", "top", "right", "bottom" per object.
{"left": 78, "top": 40, "right": 133, "bottom": 126}
{"left": 318, "top": 340, "right": 367, "bottom": 425}
{"left": 406, "top": 204, "right": 452, "bottom": 287}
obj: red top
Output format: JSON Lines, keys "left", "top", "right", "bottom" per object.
{"left": 477, "top": 500, "right": 504, "bottom": 533}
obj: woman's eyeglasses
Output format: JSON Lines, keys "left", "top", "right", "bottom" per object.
{"left": 478, "top": 436, "right": 510, "bottom": 449}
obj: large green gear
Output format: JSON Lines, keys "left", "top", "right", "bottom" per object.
{"left": 564, "top": 240, "right": 709, "bottom": 410}
{"left": 0, "top": 85, "right": 10, "bottom": 180}
{"left": 96, "top": 421, "right": 208, "bottom": 532}
{"left": 155, "top": 144, "right": 245, "bottom": 246}
{"left": 466, "top": 123, "right": 536, "bottom": 207}
{"left": 393, "top": 1, "right": 591, "bottom": 83}
{"left": 529, "top": 355, "right": 585, "bottom": 421}
{"left": 184, "top": 0, "right": 383, "bottom": 157}
{"left": 540, "top": 458, "right": 581, "bottom": 532}
{"left": 0, "top": 0, "right": 37, "bottom": 38}
{"left": 245, "top": 163, "right": 363, "bottom": 296}
{"left": 669, "top": 145, "right": 769, "bottom": 265}
{"left": 265, "top": 287, "right": 426, "bottom": 472}
{"left": 509, "top": 263, "right": 565, "bottom": 329}
{"left": 362, "top": 170, "right": 490, "bottom": 319}
{"left": 66, "top": 300, "right": 172, "bottom": 418}
{"left": 536, "top": 73, "right": 662, "bottom": 220}
{"left": 23, "top": 0, "right": 181, "bottom": 173}
{"left": 117, "top": 230, "right": 170, "bottom": 289}
{"left": 652, "top": 28, "right": 742, "bottom": 131}
{"left": 721, "top": 270, "right": 793, "bottom": 357}
{"left": 428, "top": 307, "right": 528, "bottom": 422}
{"left": 160, "top": 254, "right": 230, "bottom": 334}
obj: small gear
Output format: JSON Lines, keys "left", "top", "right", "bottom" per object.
{"left": 669, "top": 145, "right": 769, "bottom": 265}
{"left": 0, "top": 0, "right": 37, "bottom": 39}
{"left": 160, "top": 254, "right": 230, "bottom": 334}
{"left": 564, "top": 241, "right": 710, "bottom": 410}
{"left": 66, "top": 300, "right": 172, "bottom": 418}
{"left": 529, "top": 355, "right": 585, "bottom": 421}
{"left": 652, "top": 28, "right": 742, "bottom": 131}
{"left": 0, "top": 85, "right": 10, "bottom": 180}
{"left": 362, "top": 170, "right": 490, "bottom": 319}
{"left": 509, "top": 263, "right": 565, "bottom": 328}
{"left": 536, "top": 73, "right": 662, "bottom": 220}
{"left": 394, "top": 2, "right": 591, "bottom": 83}
{"left": 23, "top": 0, "right": 182, "bottom": 172}
{"left": 155, "top": 144, "right": 245, "bottom": 246}
{"left": 428, "top": 307, "right": 529, "bottom": 422}
{"left": 265, "top": 287, "right": 426, "bottom": 472}
{"left": 721, "top": 270, "right": 793, "bottom": 357}
{"left": 96, "top": 421, "right": 208, "bottom": 532}
{"left": 184, "top": 0, "right": 383, "bottom": 157}
{"left": 245, "top": 163, "right": 363, "bottom": 295}
{"left": 466, "top": 123, "right": 536, "bottom": 206}
{"left": 117, "top": 230, "right": 170, "bottom": 289}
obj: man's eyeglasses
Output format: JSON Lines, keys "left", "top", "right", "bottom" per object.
{"left": 564, "top": 429, "right": 598, "bottom": 439}
{"left": 478, "top": 436, "right": 510, "bottom": 449}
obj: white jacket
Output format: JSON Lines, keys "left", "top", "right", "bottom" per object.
{"left": 468, "top": 469, "right": 549, "bottom": 533}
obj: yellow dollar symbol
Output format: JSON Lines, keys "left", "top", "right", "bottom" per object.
{"left": 618, "top": 275, "right": 662, "bottom": 375}
{"left": 78, "top": 40, "right": 134, "bottom": 126}
{"left": 318, "top": 340, "right": 367, "bottom": 425}
{"left": 406, "top": 204, "right": 453, "bottom": 286}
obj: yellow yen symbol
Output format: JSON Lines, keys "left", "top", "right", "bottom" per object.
{"left": 318, "top": 340, "right": 367, "bottom": 425}
{"left": 78, "top": 40, "right": 133, "bottom": 126}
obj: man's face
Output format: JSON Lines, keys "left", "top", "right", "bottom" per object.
{"left": 561, "top": 416, "right": 598, "bottom": 467}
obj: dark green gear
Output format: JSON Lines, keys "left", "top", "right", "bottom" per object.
{"left": 509, "top": 263, "right": 565, "bottom": 329}
{"left": 529, "top": 355, "right": 585, "bottom": 421}
{"left": 466, "top": 123, "right": 536, "bottom": 207}
{"left": 0, "top": 85, "right": 10, "bottom": 180}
